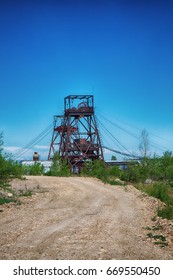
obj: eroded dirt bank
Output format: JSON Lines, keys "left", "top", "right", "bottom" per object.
{"left": 0, "top": 176, "right": 173, "bottom": 259}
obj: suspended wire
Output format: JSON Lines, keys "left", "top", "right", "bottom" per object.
{"left": 14, "top": 128, "right": 52, "bottom": 159}
{"left": 96, "top": 108, "right": 173, "bottom": 145}
{"left": 13, "top": 106, "right": 170, "bottom": 160}
{"left": 14, "top": 127, "right": 52, "bottom": 159}
{"left": 98, "top": 118, "right": 132, "bottom": 154}
{"left": 13, "top": 123, "right": 53, "bottom": 157}
{"left": 102, "top": 146, "right": 141, "bottom": 158}
{"left": 14, "top": 128, "right": 53, "bottom": 159}
{"left": 97, "top": 118, "right": 135, "bottom": 157}
{"left": 96, "top": 108, "right": 142, "bottom": 131}
{"left": 97, "top": 118, "right": 121, "bottom": 149}
{"left": 98, "top": 120, "right": 139, "bottom": 158}
{"left": 98, "top": 120, "right": 125, "bottom": 152}
{"left": 99, "top": 126, "right": 114, "bottom": 150}
{"left": 98, "top": 112, "right": 167, "bottom": 153}
{"left": 95, "top": 115, "right": 116, "bottom": 150}
{"left": 148, "top": 142, "right": 165, "bottom": 152}
{"left": 13, "top": 123, "right": 54, "bottom": 159}
{"left": 98, "top": 112, "right": 141, "bottom": 140}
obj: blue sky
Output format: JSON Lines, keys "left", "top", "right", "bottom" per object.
{"left": 0, "top": 0, "right": 173, "bottom": 160}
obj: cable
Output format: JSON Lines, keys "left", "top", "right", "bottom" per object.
{"left": 98, "top": 121, "right": 125, "bottom": 152}
{"left": 14, "top": 128, "right": 52, "bottom": 159}
{"left": 102, "top": 146, "right": 141, "bottom": 158}
{"left": 96, "top": 108, "right": 173, "bottom": 145}
{"left": 13, "top": 123, "right": 54, "bottom": 159}
{"left": 98, "top": 112, "right": 168, "bottom": 153}
{"left": 14, "top": 123, "right": 53, "bottom": 156}
{"left": 97, "top": 118, "right": 136, "bottom": 157}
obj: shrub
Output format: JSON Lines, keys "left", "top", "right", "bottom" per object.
{"left": 48, "top": 152, "right": 71, "bottom": 176}
{"left": 22, "top": 162, "right": 45, "bottom": 175}
{"left": 106, "top": 165, "right": 121, "bottom": 177}
{"left": 158, "top": 205, "right": 173, "bottom": 220}
{"left": 82, "top": 160, "right": 123, "bottom": 184}
{"left": 0, "top": 155, "right": 23, "bottom": 181}
{"left": 82, "top": 159, "right": 108, "bottom": 182}
{"left": 0, "top": 197, "right": 15, "bottom": 205}
{"left": 120, "top": 165, "right": 142, "bottom": 183}
{"left": 144, "top": 182, "right": 172, "bottom": 205}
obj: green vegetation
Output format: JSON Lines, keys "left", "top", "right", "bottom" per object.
{"left": 111, "top": 155, "right": 117, "bottom": 161}
{"left": 120, "top": 152, "right": 173, "bottom": 220}
{"left": 22, "top": 162, "right": 45, "bottom": 175}
{"left": 18, "top": 190, "right": 32, "bottom": 197}
{"left": 0, "top": 133, "right": 23, "bottom": 185}
{"left": 146, "top": 232, "right": 168, "bottom": 247}
{"left": 0, "top": 197, "right": 16, "bottom": 205}
{"left": 145, "top": 222, "right": 168, "bottom": 247}
{"left": 157, "top": 205, "right": 173, "bottom": 220}
{"left": 47, "top": 152, "right": 71, "bottom": 176}
{"left": 81, "top": 159, "right": 124, "bottom": 185}
{"left": 46, "top": 150, "right": 173, "bottom": 220}
{"left": 0, "top": 132, "right": 32, "bottom": 205}
{"left": 121, "top": 152, "right": 173, "bottom": 184}
{"left": 1, "top": 129, "right": 173, "bottom": 220}
{"left": 80, "top": 152, "right": 173, "bottom": 220}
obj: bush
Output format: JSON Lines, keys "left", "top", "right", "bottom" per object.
{"left": 48, "top": 152, "right": 71, "bottom": 176}
{"left": 82, "top": 159, "right": 108, "bottom": 182}
{"left": 144, "top": 183, "right": 172, "bottom": 205}
{"left": 158, "top": 205, "right": 173, "bottom": 220}
{"left": 0, "top": 197, "right": 15, "bottom": 205}
{"left": 120, "top": 165, "right": 143, "bottom": 183}
{"left": 0, "top": 156, "right": 23, "bottom": 181}
{"left": 0, "top": 132, "right": 25, "bottom": 205}
{"left": 82, "top": 160, "right": 123, "bottom": 184}
{"left": 22, "top": 162, "right": 45, "bottom": 175}
{"left": 120, "top": 152, "right": 173, "bottom": 184}
{"left": 106, "top": 165, "right": 121, "bottom": 177}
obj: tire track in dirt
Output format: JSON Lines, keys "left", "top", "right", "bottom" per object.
{"left": 0, "top": 176, "right": 172, "bottom": 259}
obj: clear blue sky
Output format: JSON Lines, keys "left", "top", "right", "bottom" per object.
{"left": 0, "top": 0, "right": 173, "bottom": 160}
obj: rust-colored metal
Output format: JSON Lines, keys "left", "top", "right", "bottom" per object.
{"left": 48, "top": 95, "right": 104, "bottom": 171}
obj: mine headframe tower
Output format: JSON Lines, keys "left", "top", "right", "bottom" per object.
{"left": 48, "top": 95, "right": 104, "bottom": 171}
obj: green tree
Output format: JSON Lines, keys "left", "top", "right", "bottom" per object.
{"left": 48, "top": 152, "right": 70, "bottom": 176}
{"left": 82, "top": 159, "right": 108, "bottom": 182}
{"left": 111, "top": 155, "right": 117, "bottom": 161}
{"left": 22, "top": 162, "right": 45, "bottom": 175}
{"left": 0, "top": 132, "right": 23, "bottom": 189}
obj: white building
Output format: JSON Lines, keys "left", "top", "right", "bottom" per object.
{"left": 21, "top": 160, "right": 52, "bottom": 173}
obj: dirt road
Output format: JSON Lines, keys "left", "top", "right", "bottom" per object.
{"left": 0, "top": 176, "right": 173, "bottom": 259}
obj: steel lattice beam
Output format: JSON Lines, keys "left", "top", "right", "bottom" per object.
{"left": 48, "top": 95, "right": 104, "bottom": 171}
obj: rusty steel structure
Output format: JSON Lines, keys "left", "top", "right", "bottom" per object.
{"left": 48, "top": 95, "right": 104, "bottom": 171}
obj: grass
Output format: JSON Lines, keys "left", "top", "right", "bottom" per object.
{"left": 158, "top": 205, "right": 173, "bottom": 220}
{"left": 18, "top": 190, "right": 32, "bottom": 197}
{"left": 107, "top": 179, "right": 126, "bottom": 186}
{"left": 0, "top": 183, "right": 33, "bottom": 205}
{"left": 146, "top": 232, "right": 168, "bottom": 247}
{"left": 151, "top": 234, "right": 166, "bottom": 241}
{"left": 135, "top": 182, "right": 173, "bottom": 220}
{"left": 154, "top": 241, "right": 168, "bottom": 247}
{"left": 152, "top": 224, "right": 164, "bottom": 231}
{"left": 145, "top": 221, "right": 168, "bottom": 248}
{"left": 145, "top": 223, "right": 163, "bottom": 231}
{"left": 147, "top": 232, "right": 153, "bottom": 238}
{"left": 135, "top": 182, "right": 172, "bottom": 203}
{"left": 0, "top": 197, "right": 16, "bottom": 205}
